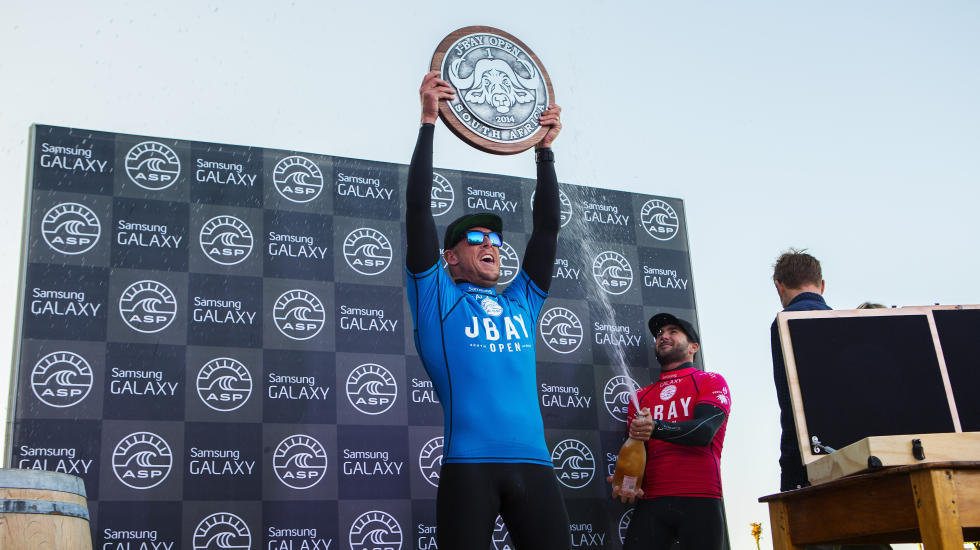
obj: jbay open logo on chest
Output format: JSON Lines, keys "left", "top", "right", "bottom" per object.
{"left": 464, "top": 306, "right": 531, "bottom": 352}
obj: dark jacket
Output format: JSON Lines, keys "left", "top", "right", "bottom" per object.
{"left": 771, "top": 292, "right": 830, "bottom": 491}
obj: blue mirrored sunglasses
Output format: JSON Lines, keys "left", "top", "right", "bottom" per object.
{"left": 465, "top": 230, "right": 502, "bottom": 247}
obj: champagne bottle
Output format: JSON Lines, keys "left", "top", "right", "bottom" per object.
{"left": 611, "top": 437, "right": 646, "bottom": 493}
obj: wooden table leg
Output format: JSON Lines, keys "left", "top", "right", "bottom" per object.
{"left": 910, "top": 468, "right": 965, "bottom": 550}
{"left": 767, "top": 501, "right": 803, "bottom": 550}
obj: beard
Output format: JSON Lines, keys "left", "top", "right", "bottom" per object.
{"left": 654, "top": 343, "right": 689, "bottom": 366}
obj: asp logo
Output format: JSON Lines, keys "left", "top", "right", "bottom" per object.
{"left": 530, "top": 189, "right": 574, "bottom": 228}
{"left": 592, "top": 251, "right": 633, "bottom": 295}
{"left": 418, "top": 436, "right": 443, "bottom": 488}
{"left": 640, "top": 199, "right": 679, "bottom": 242}
{"left": 539, "top": 307, "right": 584, "bottom": 354}
{"left": 491, "top": 516, "right": 514, "bottom": 550}
{"left": 349, "top": 511, "right": 402, "bottom": 550}
{"left": 41, "top": 202, "right": 101, "bottom": 255}
{"left": 618, "top": 509, "right": 633, "bottom": 544}
{"left": 346, "top": 363, "right": 398, "bottom": 415}
{"left": 274, "top": 155, "right": 324, "bottom": 203}
{"left": 551, "top": 439, "right": 595, "bottom": 489}
{"left": 497, "top": 242, "right": 520, "bottom": 286}
{"left": 343, "top": 228, "right": 392, "bottom": 276}
{"left": 112, "top": 431, "right": 173, "bottom": 489}
{"left": 603, "top": 375, "right": 641, "bottom": 423}
{"left": 273, "top": 289, "right": 325, "bottom": 341}
{"left": 193, "top": 512, "right": 251, "bottom": 550}
{"left": 196, "top": 357, "right": 252, "bottom": 412}
{"left": 273, "top": 434, "right": 328, "bottom": 490}
{"left": 431, "top": 173, "right": 455, "bottom": 216}
{"left": 199, "top": 215, "right": 253, "bottom": 266}
{"left": 125, "top": 141, "right": 180, "bottom": 190}
{"left": 31, "top": 351, "right": 93, "bottom": 408}
{"left": 119, "top": 280, "right": 177, "bottom": 334}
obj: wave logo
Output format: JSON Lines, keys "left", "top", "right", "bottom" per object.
{"left": 349, "top": 511, "right": 402, "bottom": 550}
{"left": 618, "top": 509, "right": 633, "bottom": 544}
{"left": 199, "top": 215, "right": 253, "bottom": 266}
{"left": 119, "top": 280, "right": 177, "bottom": 334}
{"left": 273, "top": 289, "right": 325, "bottom": 341}
{"left": 197, "top": 358, "right": 252, "bottom": 412}
{"left": 530, "top": 189, "right": 573, "bottom": 228}
{"left": 431, "top": 173, "right": 454, "bottom": 216}
{"left": 273, "top": 434, "right": 328, "bottom": 490}
{"left": 640, "top": 199, "right": 679, "bottom": 242}
{"left": 344, "top": 228, "right": 392, "bottom": 276}
{"left": 551, "top": 439, "right": 595, "bottom": 489}
{"left": 346, "top": 363, "right": 398, "bottom": 415}
{"left": 112, "top": 432, "right": 172, "bottom": 489}
{"left": 539, "top": 307, "right": 584, "bottom": 354}
{"left": 31, "top": 351, "right": 93, "bottom": 408}
{"left": 418, "top": 436, "right": 443, "bottom": 488}
{"left": 603, "top": 375, "right": 641, "bottom": 423}
{"left": 491, "top": 516, "right": 514, "bottom": 550}
{"left": 193, "top": 512, "right": 251, "bottom": 550}
{"left": 274, "top": 155, "right": 323, "bottom": 203}
{"left": 41, "top": 203, "right": 101, "bottom": 255}
{"left": 497, "top": 242, "right": 520, "bottom": 286}
{"left": 592, "top": 251, "right": 633, "bottom": 295}
{"left": 125, "top": 141, "right": 180, "bottom": 190}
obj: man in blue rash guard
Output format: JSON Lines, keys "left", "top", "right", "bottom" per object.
{"left": 405, "top": 70, "right": 568, "bottom": 550}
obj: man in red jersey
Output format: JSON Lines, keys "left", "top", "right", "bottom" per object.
{"left": 609, "top": 313, "right": 731, "bottom": 550}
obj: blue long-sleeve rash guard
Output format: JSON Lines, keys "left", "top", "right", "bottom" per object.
{"left": 404, "top": 123, "right": 560, "bottom": 464}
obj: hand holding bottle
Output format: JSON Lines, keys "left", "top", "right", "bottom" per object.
{"left": 608, "top": 408, "right": 651, "bottom": 504}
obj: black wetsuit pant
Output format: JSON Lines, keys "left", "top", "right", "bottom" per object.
{"left": 623, "top": 497, "right": 725, "bottom": 550}
{"left": 437, "top": 463, "right": 571, "bottom": 550}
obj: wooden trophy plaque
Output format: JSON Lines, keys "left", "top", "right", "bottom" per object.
{"left": 777, "top": 305, "right": 980, "bottom": 485}
{"left": 431, "top": 26, "right": 555, "bottom": 155}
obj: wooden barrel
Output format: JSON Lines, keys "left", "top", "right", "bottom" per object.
{"left": 0, "top": 468, "right": 93, "bottom": 550}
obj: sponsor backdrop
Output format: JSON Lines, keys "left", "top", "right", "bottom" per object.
{"left": 6, "top": 124, "right": 700, "bottom": 550}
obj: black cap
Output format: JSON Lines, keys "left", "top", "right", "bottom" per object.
{"left": 648, "top": 313, "right": 700, "bottom": 344}
{"left": 443, "top": 213, "right": 503, "bottom": 250}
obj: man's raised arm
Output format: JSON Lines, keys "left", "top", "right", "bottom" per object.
{"left": 406, "top": 71, "right": 455, "bottom": 274}
{"left": 522, "top": 105, "right": 563, "bottom": 292}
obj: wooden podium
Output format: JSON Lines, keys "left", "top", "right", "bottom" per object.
{"left": 760, "top": 462, "right": 980, "bottom": 549}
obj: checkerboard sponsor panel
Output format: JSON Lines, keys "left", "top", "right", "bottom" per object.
{"left": 9, "top": 124, "right": 698, "bottom": 550}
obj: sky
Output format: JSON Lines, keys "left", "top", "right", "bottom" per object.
{"left": 1, "top": 2, "right": 978, "bottom": 549}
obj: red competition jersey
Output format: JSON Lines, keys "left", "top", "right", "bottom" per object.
{"left": 627, "top": 366, "right": 731, "bottom": 499}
